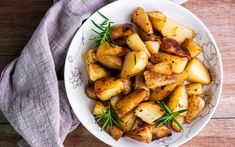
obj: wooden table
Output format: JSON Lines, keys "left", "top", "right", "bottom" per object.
{"left": 0, "top": 0, "right": 234, "bottom": 146}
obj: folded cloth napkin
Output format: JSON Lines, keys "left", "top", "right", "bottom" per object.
{"left": 0, "top": 0, "right": 186, "bottom": 147}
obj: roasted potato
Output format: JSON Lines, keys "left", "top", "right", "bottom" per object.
{"left": 97, "top": 41, "right": 128, "bottom": 57}
{"left": 132, "top": 118, "right": 144, "bottom": 130}
{"left": 160, "top": 38, "right": 191, "bottom": 60}
{"left": 110, "top": 95, "right": 122, "bottom": 109}
{"left": 126, "top": 33, "right": 151, "bottom": 57}
{"left": 185, "top": 57, "right": 211, "bottom": 84}
{"left": 145, "top": 41, "right": 160, "bottom": 55}
{"left": 167, "top": 86, "right": 188, "bottom": 116}
{"left": 93, "top": 102, "right": 106, "bottom": 115}
{"left": 125, "top": 126, "right": 152, "bottom": 143}
{"left": 111, "top": 23, "right": 135, "bottom": 40}
{"left": 135, "top": 102, "right": 165, "bottom": 124}
{"left": 171, "top": 116, "right": 185, "bottom": 132}
{"left": 144, "top": 71, "right": 177, "bottom": 89}
{"left": 150, "top": 83, "right": 178, "bottom": 101}
{"left": 147, "top": 62, "right": 172, "bottom": 75}
{"left": 134, "top": 72, "right": 149, "bottom": 91}
{"left": 120, "top": 111, "right": 137, "bottom": 132}
{"left": 147, "top": 11, "right": 166, "bottom": 32}
{"left": 182, "top": 38, "right": 203, "bottom": 58}
{"left": 107, "top": 124, "right": 123, "bottom": 140}
{"left": 96, "top": 55, "right": 123, "bottom": 70}
{"left": 145, "top": 124, "right": 172, "bottom": 139}
{"left": 121, "top": 51, "right": 148, "bottom": 78}
{"left": 151, "top": 52, "right": 188, "bottom": 74}
{"left": 138, "top": 28, "right": 161, "bottom": 42}
{"left": 175, "top": 71, "right": 188, "bottom": 85}
{"left": 131, "top": 7, "right": 154, "bottom": 34}
{"left": 114, "top": 36, "right": 128, "bottom": 47}
{"left": 186, "top": 95, "right": 205, "bottom": 123}
{"left": 85, "top": 85, "right": 97, "bottom": 100}
{"left": 185, "top": 83, "right": 203, "bottom": 96}
{"left": 121, "top": 78, "right": 132, "bottom": 95}
{"left": 94, "top": 77, "right": 124, "bottom": 101}
{"left": 116, "top": 89, "right": 149, "bottom": 117}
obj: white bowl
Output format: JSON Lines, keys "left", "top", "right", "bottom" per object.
{"left": 64, "top": 0, "right": 223, "bottom": 146}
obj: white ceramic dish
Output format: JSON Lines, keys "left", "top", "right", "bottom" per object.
{"left": 64, "top": 0, "right": 223, "bottom": 146}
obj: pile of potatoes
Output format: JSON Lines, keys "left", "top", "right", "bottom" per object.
{"left": 83, "top": 7, "right": 211, "bottom": 143}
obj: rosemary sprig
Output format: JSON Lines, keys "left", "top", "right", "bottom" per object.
{"left": 95, "top": 104, "right": 122, "bottom": 131}
{"left": 90, "top": 11, "right": 115, "bottom": 49}
{"left": 154, "top": 101, "right": 187, "bottom": 129}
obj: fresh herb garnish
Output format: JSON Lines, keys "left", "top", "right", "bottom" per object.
{"left": 90, "top": 11, "right": 115, "bottom": 49}
{"left": 154, "top": 101, "right": 187, "bottom": 129}
{"left": 95, "top": 104, "right": 122, "bottom": 131}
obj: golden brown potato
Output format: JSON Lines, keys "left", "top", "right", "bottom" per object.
{"left": 134, "top": 72, "right": 149, "bottom": 91}
{"left": 145, "top": 124, "right": 172, "bottom": 139}
{"left": 126, "top": 33, "right": 151, "bottom": 57}
{"left": 93, "top": 102, "right": 106, "bottom": 115}
{"left": 121, "top": 51, "right": 148, "bottom": 78}
{"left": 97, "top": 41, "right": 128, "bottom": 57}
{"left": 160, "top": 38, "right": 191, "bottom": 60}
{"left": 135, "top": 102, "right": 165, "bottom": 124}
{"left": 145, "top": 41, "right": 160, "bottom": 55}
{"left": 147, "top": 62, "right": 172, "bottom": 75}
{"left": 120, "top": 111, "right": 137, "bottom": 132}
{"left": 144, "top": 71, "right": 177, "bottom": 89}
{"left": 107, "top": 124, "right": 123, "bottom": 141}
{"left": 131, "top": 7, "right": 154, "bottom": 34}
{"left": 171, "top": 116, "right": 185, "bottom": 132}
{"left": 96, "top": 55, "right": 123, "bottom": 70}
{"left": 182, "top": 38, "right": 203, "bottom": 58}
{"left": 94, "top": 77, "right": 124, "bottom": 101}
{"left": 185, "top": 57, "right": 211, "bottom": 84}
{"left": 167, "top": 86, "right": 188, "bottom": 116}
{"left": 110, "top": 95, "right": 122, "bottom": 109}
{"left": 185, "top": 83, "right": 203, "bottom": 96}
{"left": 131, "top": 118, "right": 144, "bottom": 130}
{"left": 151, "top": 52, "right": 188, "bottom": 74}
{"left": 138, "top": 28, "right": 161, "bottom": 42}
{"left": 121, "top": 78, "right": 132, "bottom": 95}
{"left": 116, "top": 89, "right": 149, "bottom": 117}
{"left": 186, "top": 95, "right": 205, "bottom": 123}
{"left": 150, "top": 83, "right": 178, "bottom": 101}
{"left": 114, "top": 37, "right": 128, "bottom": 47}
{"left": 85, "top": 85, "right": 97, "bottom": 100}
{"left": 147, "top": 11, "right": 166, "bottom": 32}
{"left": 175, "top": 71, "right": 188, "bottom": 85}
{"left": 125, "top": 126, "right": 152, "bottom": 143}
{"left": 111, "top": 23, "right": 135, "bottom": 40}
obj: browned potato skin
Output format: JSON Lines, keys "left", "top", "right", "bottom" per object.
{"left": 116, "top": 89, "right": 149, "bottom": 118}
{"left": 85, "top": 85, "right": 97, "bottom": 100}
{"left": 144, "top": 71, "right": 177, "bottom": 89}
{"left": 111, "top": 23, "right": 135, "bottom": 40}
{"left": 131, "top": 7, "right": 154, "bottom": 34}
{"left": 185, "top": 83, "right": 203, "bottom": 96}
{"left": 145, "top": 124, "right": 172, "bottom": 139}
{"left": 161, "top": 38, "right": 191, "bottom": 60}
{"left": 147, "top": 11, "right": 166, "bottom": 32}
{"left": 120, "top": 111, "right": 137, "bottom": 132}
{"left": 134, "top": 72, "right": 149, "bottom": 91}
{"left": 138, "top": 28, "right": 161, "bottom": 42}
{"left": 150, "top": 83, "right": 178, "bottom": 101}
{"left": 121, "top": 78, "right": 133, "bottom": 95}
{"left": 171, "top": 116, "right": 185, "bottom": 132}
{"left": 147, "top": 62, "right": 172, "bottom": 75}
{"left": 96, "top": 55, "right": 123, "bottom": 70}
{"left": 131, "top": 118, "right": 144, "bottom": 130}
{"left": 93, "top": 102, "right": 106, "bottom": 116}
{"left": 97, "top": 41, "right": 128, "bottom": 57}
{"left": 125, "top": 126, "right": 152, "bottom": 143}
{"left": 107, "top": 125, "right": 123, "bottom": 140}
{"left": 114, "top": 37, "right": 128, "bottom": 47}
{"left": 182, "top": 38, "right": 203, "bottom": 58}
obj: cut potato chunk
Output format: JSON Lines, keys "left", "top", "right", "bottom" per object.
{"left": 110, "top": 95, "right": 122, "bottom": 109}
{"left": 185, "top": 57, "right": 211, "bottom": 84}
{"left": 94, "top": 77, "right": 124, "bottom": 101}
{"left": 135, "top": 102, "right": 165, "bottom": 124}
{"left": 186, "top": 83, "right": 203, "bottom": 96}
{"left": 132, "top": 118, "right": 144, "bottom": 130}
{"left": 151, "top": 52, "right": 188, "bottom": 74}
{"left": 186, "top": 95, "right": 205, "bottom": 123}
{"left": 85, "top": 85, "right": 97, "bottom": 100}
{"left": 138, "top": 28, "right": 161, "bottom": 42}
{"left": 120, "top": 111, "right": 137, "bottom": 132}
{"left": 147, "top": 11, "right": 166, "bottom": 32}
{"left": 127, "top": 33, "right": 151, "bottom": 57}
{"left": 107, "top": 124, "right": 123, "bottom": 141}
{"left": 167, "top": 86, "right": 188, "bottom": 116}
{"left": 182, "top": 38, "right": 203, "bottom": 58}
{"left": 111, "top": 23, "right": 134, "bottom": 40}
{"left": 97, "top": 41, "right": 128, "bottom": 57}
{"left": 121, "top": 78, "right": 132, "bottom": 95}
{"left": 150, "top": 83, "right": 178, "bottom": 101}
{"left": 147, "top": 62, "right": 172, "bottom": 75}
{"left": 145, "top": 124, "right": 172, "bottom": 139}
{"left": 125, "top": 126, "right": 152, "bottom": 143}
{"left": 171, "top": 116, "right": 185, "bottom": 132}
{"left": 116, "top": 89, "right": 149, "bottom": 117}
{"left": 175, "top": 71, "right": 188, "bottom": 85}
{"left": 96, "top": 55, "right": 123, "bottom": 70}
{"left": 144, "top": 71, "right": 177, "bottom": 89}
{"left": 134, "top": 72, "right": 149, "bottom": 91}
{"left": 131, "top": 7, "right": 154, "bottom": 34}
{"left": 114, "top": 37, "right": 128, "bottom": 47}
{"left": 145, "top": 41, "right": 160, "bottom": 55}
{"left": 93, "top": 102, "right": 106, "bottom": 115}
{"left": 121, "top": 51, "right": 148, "bottom": 78}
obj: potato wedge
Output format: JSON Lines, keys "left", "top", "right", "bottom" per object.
{"left": 150, "top": 83, "right": 178, "bottom": 101}
{"left": 126, "top": 33, "right": 151, "bottom": 57}
{"left": 175, "top": 71, "right": 188, "bottom": 85}
{"left": 160, "top": 38, "right": 191, "bottom": 60}
{"left": 171, "top": 116, "right": 185, "bottom": 132}
{"left": 151, "top": 52, "right": 188, "bottom": 74}
{"left": 132, "top": 118, "right": 144, "bottom": 130}
{"left": 125, "top": 126, "right": 152, "bottom": 143}
{"left": 186, "top": 95, "right": 205, "bottom": 123}
{"left": 96, "top": 55, "right": 123, "bottom": 70}
{"left": 167, "top": 86, "right": 188, "bottom": 116}
{"left": 135, "top": 102, "right": 165, "bottom": 124}
{"left": 182, "top": 38, "right": 203, "bottom": 58}
{"left": 107, "top": 124, "right": 123, "bottom": 140}
{"left": 138, "top": 28, "right": 161, "bottom": 42}
{"left": 116, "top": 89, "right": 149, "bottom": 117}
{"left": 145, "top": 41, "right": 160, "bottom": 55}
{"left": 94, "top": 77, "right": 124, "bottom": 101}
{"left": 185, "top": 57, "right": 211, "bottom": 84}
{"left": 134, "top": 72, "right": 149, "bottom": 91}
{"left": 110, "top": 95, "right": 122, "bottom": 109}
{"left": 121, "top": 78, "right": 132, "bottom": 95}
{"left": 147, "top": 62, "right": 172, "bottom": 75}
{"left": 185, "top": 83, "right": 203, "bottom": 96}
{"left": 97, "top": 41, "right": 128, "bottom": 57}
{"left": 121, "top": 51, "right": 148, "bottom": 78}
{"left": 111, "top": 23, "right": 135, "bottom": 40}
{"left": 114, "top": 37, "right": 128, "bottom": 47}
{"left": 85, "top": 85, "right": 97, "bottom": 100}
{"left": 147, "top": 11, "right": 166, "bottom": 32}
{"left": 144, "top": 71, "right": 177, "bottom": 89}
{"left": 131, "top": 7, "right": 154, "bottom": 34}
{"left": 93, "top": 102, "right": 106, "bottom": 115}
{"left": 120, "top": 111, "right": 137, "bottom": 132}
{"left": 145, "top": 124, "right": 172, "bottom": 139}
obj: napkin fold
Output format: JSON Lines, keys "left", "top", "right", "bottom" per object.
{"left": 0, "top": 0, "right": 186, "bottom": 146}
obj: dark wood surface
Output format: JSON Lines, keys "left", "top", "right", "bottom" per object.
{"left": 0, "top": 0, "right": 234, "bottom": 146}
